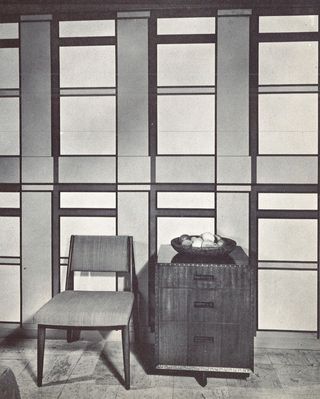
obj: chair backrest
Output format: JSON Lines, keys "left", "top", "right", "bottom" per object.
{"left": 65, "top": 235, "right": 134, "bottom": 291}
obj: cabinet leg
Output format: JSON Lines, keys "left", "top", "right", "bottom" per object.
{"left": 195, "top": 372, "right": 207, "bottom": 387}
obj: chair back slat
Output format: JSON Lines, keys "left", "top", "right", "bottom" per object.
{"left": 70, "top": 235, "right": 130, "bottom": 273}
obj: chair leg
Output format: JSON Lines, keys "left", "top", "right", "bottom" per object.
{"left": 133, "top": 293, "right": 140, "bottom": 344}
{"left": 67, "top": 328, "right": 81, "bottom": 343}
{"left": 37, "top": 325, "right": 46, "bottom": 387}
{"left": 122, "top": 324, "right": 130, "bottom": 390}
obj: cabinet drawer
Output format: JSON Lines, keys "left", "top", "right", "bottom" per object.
{"left": 157, "top": 322, "right": 188, "bottom": 365}
{"left": 158, "top": 288, "right": 189, "bottom": 322}
{"left": 188, "top": 323, "right": 241, "bottom": 368}
{"left": 189, "top": 288, "right": 251, "bottom": 323}
{"left": 158, "top": 264, "right": 251, "bottom": 290}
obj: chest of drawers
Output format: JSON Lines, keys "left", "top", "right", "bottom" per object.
{"left": 155, "top": 245, "right": 254, "bottom": 374}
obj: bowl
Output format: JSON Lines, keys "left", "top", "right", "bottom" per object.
{"left": 171, "top": 236, "right": 237, "bottom": 257}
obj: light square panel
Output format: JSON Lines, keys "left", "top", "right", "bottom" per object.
{"left": 157, "top": 192, "right": 215, "bottom": 209}
{"left": 0, "top": 48, "right": 19, "bottom": 89}
{"left": 258, "top": 193, "right": 318, "bottom": 210}
{"left": 60, "top": 216, "right": 116, "bottom": 257}
{"left": 60, "top": 46, "right": 115, "bottom": 88}
{"left": 0, "top": 97, "right": 19, "bottom": 155}
{"left": 0, "top": 217, "right": 20, "bottom": 256}
{"left": 59, "top": 20, "right": 115, "bottom": 37}
{"left": 0, "top": 192, "right": 20, "bottom": 208}
{"left": 60, "top": 266, "right": 115, "bottom": 292}
{"left": 259, "top": 93, "right": 318, "bottom": 154}
{"left": 157, "top": 17, "right": 215, "bottom": 35}
{"left": 0, "top": 266, "right": 20, "bottom": 322}
{"left": 158, "top": 43, "right": 215, "bottom": 86}
{"left": 259, "top": 42, "right": 318, "bottom": 85}
{"left": 259, "top": 15, "right": 318, "bottom": 33}
{"left": 60, "top": 96, "right": 116, "bottom": 155}
{"left": 60, "top": 192, "right": 116, "bottom": 209}
{"left": 156, "top": 156, "right": 215, "bottom": 183}
{"left": 0, "top": 23, "right": 19, "bottom": 39}
{"left": 259, "top": 269, "right": 317, "bottom": 330}
{"left": 158, "top": 95, "right": 215, "bottom": 154}
{"left": 258, "top": 218, "right": 317, "bottom": 262}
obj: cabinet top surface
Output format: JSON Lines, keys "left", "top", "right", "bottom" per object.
{"left": 157, "top": 245, "right": 249, "bottom": 266}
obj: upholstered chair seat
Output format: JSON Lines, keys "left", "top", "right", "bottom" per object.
{"left": 35, "top": 290, "right": 134, "bottom": 327}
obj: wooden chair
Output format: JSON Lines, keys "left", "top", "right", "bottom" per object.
{"left": 34, "top": 235, "right": 138, "bottom": 390}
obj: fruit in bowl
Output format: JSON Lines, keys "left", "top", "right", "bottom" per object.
{"left": 178, "top": 232, "right": 225, "bottom": 249}
{"left": 202, "top": 239, "right": 218, "bottom": 248}
{"left": 181, "top": 239, "right": 192, "bottom": 247}
{"left": 201, "top": 232, "right": 215, "bottom": 242}
{"left": 179, "top": 234, "right": 191, "bottom": 243}
{"left": 171, "top": 233, "right": 236, "bottom": 257}
{"left": 192, "top": 238, "right": 203, "bottom": 248}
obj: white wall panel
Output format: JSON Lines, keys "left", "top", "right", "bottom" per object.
{"left": 158, "top": 43, "right": 215, "bottom": 86}
{"left": 259, "top": 270, "right": 317, "bottom": 331}
{"left": 0, "top": 23, "right": 19, "bottom": 39}
{"left": 259, "top": 219, "right": 317, "bottom": 261}
{"left": 258, "top": 193, "right": 318, "bottom": 210}
{"left": 158, "top": 95, "right": 215, "bottom": 154}
{"left": 0, "top": 48, "right": 19, "bottom": 88}
{"left": 0, "top": 266, "right": 20, "bottom": 322}
{"left": 259, "top": 15, "right": 318, "bottom": 33}
{"left": 0, "top": 216, "right": 19, "bottom": 256}
{"left": 0, "top": 193, "right": 20, "bottom": 208}
{"left": 60, "top": 217, "right": 116, "bottom": 257}
{"left": 257, "top": 156, "right": 318, "bottom": 184}
{"left": 60, "top": 192, "right": 116, "bottom": 209}
{"left": 157, "top": 192, "right": 215, "bottom": 209}
{"left": 59, "top": 157, "right": 116, "bottom": 183}
{"left": 0, "top": 97, "right": 19, "bottom": 155}
{"left": 59, "top": 20, "right": 115, "bottom": 37}
{"left": 156, "top": 156, "right": 215, "bottom": 183}
{"left": 22, "top": 192, "right": 51, "bottom": 323}
{"left": 157, "top": 17, "right": 215, "bottom": 35}
{"left": 60, "top": 46, "right": 115, "bottom": 87}
{"left": 259, "top": 93, "right": 318, "bottom": 154}
{"left": 259, "top": 42, "right": 318, "bottom": 85}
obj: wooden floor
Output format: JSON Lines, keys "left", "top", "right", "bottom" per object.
{"left": 0, "top": 337, "right": 320, "bottom": 398}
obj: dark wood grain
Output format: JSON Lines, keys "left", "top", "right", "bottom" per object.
{"left": 158, "top": 322, "right": 188, "bottom": 365}
{"left": 159, "top": 288, "right": 189, "bottom": 322}
{"left": 187, "top": 323, "right": 222, "bottom": 367}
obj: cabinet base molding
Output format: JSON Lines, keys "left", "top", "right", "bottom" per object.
{"left": 156, "top": 364, "right": 252, "bottom": 373}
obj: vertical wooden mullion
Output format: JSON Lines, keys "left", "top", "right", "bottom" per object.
{"left": 250, "top": 187, "right": 259, "bottom": 334}
{"left": 317, "top": 14, "right": 320, "bottom": 339}
{"left": 148, "top": 13, "right": 157, "bottom": 329}
{"left": 249, "top": 12, "right": 259, "bottom": 335}
{"left": 214, "top": 13, "right": 218, "bottom": 234}
{"left": 18, "top": 19, "right": 23, "bottom": 327}
{"left": 51, "top": 16, "right": 60, "bottom": 296}
{"left": 249, "top": 13, "right": 259, "bottom": 183}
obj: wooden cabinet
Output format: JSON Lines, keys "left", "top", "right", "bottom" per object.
{"left": 155, "top": 245, "right": 255, "bottom": 375}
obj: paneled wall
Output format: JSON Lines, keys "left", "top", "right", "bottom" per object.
{"left": 0, "top": 8, "right": 319, "bottom": 336}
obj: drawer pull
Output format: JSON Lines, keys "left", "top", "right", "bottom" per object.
{"left": 193, "top": 273, "right": 215, "bottom": 281}
{"left": 194, "top": 336, "right": 214, "bottom": 344}
{"left": 194, "top": 301, "right": 214, "bottom": 309}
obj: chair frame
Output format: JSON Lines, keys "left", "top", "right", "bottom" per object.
{"left": 37, "top": 235, "right": 139, "bottom": 390}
